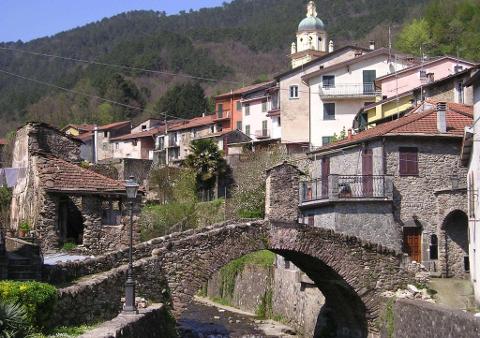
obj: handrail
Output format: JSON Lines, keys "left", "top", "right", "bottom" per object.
{"left": 300, "top": 175, "right": 393, "bottom": 203}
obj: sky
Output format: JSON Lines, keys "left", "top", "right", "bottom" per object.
{"left": 0, "top": 0, "right": 228, "bottom": 43}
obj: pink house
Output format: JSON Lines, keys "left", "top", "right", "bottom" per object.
{"left": 377, "top": 56, "right": 476, "bottom": 98}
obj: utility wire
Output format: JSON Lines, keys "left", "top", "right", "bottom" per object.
{"left": 0, "top": 46, "right": 243, "bottom": 85}
{"left": 0, "top": 68, "right": 188, "bottom": 122}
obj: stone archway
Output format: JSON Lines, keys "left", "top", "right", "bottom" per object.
{"left": 145, "top": 221, "right": 409, "bottom": 338}
{"left": 441, "top": 210, "right": 469, "bottom": 278}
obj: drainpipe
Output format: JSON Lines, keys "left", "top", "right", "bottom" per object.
{"left": 93, "top": 124, "right": 98, "bottom": 163}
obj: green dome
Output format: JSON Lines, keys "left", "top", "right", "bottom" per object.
{"left": 298, "top": 16, "right": 325, "bottom": 31}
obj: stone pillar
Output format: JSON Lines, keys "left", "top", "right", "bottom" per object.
{"left": 265, "top": 162, "right": 304, "bottom": 224}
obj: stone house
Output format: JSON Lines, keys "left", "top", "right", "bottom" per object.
{"left": 303, "top": 101, "right": 472, "bottom": 278}
{"left": 461, "top": 67, "right": 480, "bottom": 304}
{"left": 10, "top": 123, "right": 140, "bottom": 254}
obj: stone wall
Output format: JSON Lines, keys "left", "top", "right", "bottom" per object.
{"left": 206, "top": 264, "right": 273, "bottom": 314}
{"left": 273, "top": 256, "right": 325, "bottom": 337}
{"left": 387, "top": 298, "right": 480, "bottom": 338}
{"left": 78, "top": 304, "right": 175, "bottom": 338}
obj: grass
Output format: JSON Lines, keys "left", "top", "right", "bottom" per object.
{"left": 30, "top": 323, "right": 97, "bottom": 337}
{"left": 61, "top": 242, "right": 77, "bottom": 251}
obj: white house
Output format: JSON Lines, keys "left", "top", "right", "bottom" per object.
{"left": 302, "top": 48, "right": 411, "bottom": 148}
{"left": 240, "top": 81, "right": 281, "bottom": 141}
{"left": 461, "top": 67, "right": 480, "bottom": 304}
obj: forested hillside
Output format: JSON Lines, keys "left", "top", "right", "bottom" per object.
{"left": 0, "top": 0, "right": 429, "bottom": 133}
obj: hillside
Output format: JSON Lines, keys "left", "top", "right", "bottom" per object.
{"left": 0, "top": 0, "right": 429, "bottom": 134}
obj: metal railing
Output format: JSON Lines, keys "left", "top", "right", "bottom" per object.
{"left": 255, "top": 129, "right": 270, "bottom": 139}
{"left": 216, "top": 111, "right": 231, "bottom": 120}
{"left": 300, "top": 175, "right": 393, "bottom": 203}
{"left": 319, "top": 83, "right": 380, "bottom": 98}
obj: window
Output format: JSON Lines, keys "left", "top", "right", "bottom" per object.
{"left": 419, "top": 70, "right": 427, "bottom": 79}
{"left": 132, "top": 139, "right": 137, "bottom": 146}
{"left": 245, "top": 125, "right": 251, "bottom": 136}
{"left": 399, "top": 147, "right": 419, "bottom": 176}
{"left": 245, "top": 103, "right": 250, "bottom": 116}
{"left": 429, "top": 234, "right": 438, "bottom": 260}
{"left": 115, "top": 142, "right": 119, "bottom": 150}
{"left": 322, "top": 75, "right": 335, "bottom": 88}
{"left": 262, "top": 100, "right": 267, "bottom": 112}
{"left": 262, "top": 120, "right": 268, "bottom": 137}
{"left": 278, "top": 117, "right": 281, "bottom": 126}
{"left": 289, "top": 85, "right": 299, "bottom": 99}
{"left": 141, "top": 125, "right": 147, "bottom": 130}
{"left": 218, "top": 103, "right": 223, "bottom": 114}
{"left": 103, "top": 131, "right": 108, "bottom": 138}
{"left": 323, "top": 103, "right": 335, "bottom": 120}
{"left": 236, "top": 121, "right": 242, "bottom": 131}
{"left": 236, "top": 101, "right": 242, "bottom": 111}
{"left": 322, "top": 136, "right": 334, "bottom": 146}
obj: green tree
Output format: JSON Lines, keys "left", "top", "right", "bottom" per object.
{"left": 155, "top": 83, "right": 210, "bottom": 119}
{"left": 185, "top": 139, "right": 227, "bottom": 193}
{"left": 395, "top": 18, "right": 432, "bottom": 56}
{"left": 96, "top": 102, "right": 115, "bottom": 125}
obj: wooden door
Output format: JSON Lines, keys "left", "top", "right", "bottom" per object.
{"left": 403, "top": 228, "right": 422, "bottom": 262}
{"left": 321, "top": 157, "right": 330, "bottom": 198}
{"left": 362, "top": 149, "right": 373, "bottom": 197}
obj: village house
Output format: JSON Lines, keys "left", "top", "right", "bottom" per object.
{"left": 302, "top": 101, "right": 472, "bottom": 278}
{"left": 358, "top": 58, "right": 476, "bottom": 128}
{"left": 239, "top": 80, "right": 280, "bottom": 142}
{"left": 109, "top": 124, "right": 164, "bottom": 160}
{"left": 9, "top": 122, "right": 140, "bottom": 253}
{"left": 461, "top": 66, "right": 480, "bottom": 304}
{"left": 302, "top": 47, "right": 411, "bottom": 148}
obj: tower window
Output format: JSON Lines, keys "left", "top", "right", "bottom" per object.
{"left": 319, "top": 37, "right": 322, "bottom": 41}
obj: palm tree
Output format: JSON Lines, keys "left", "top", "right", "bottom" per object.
{"left": 0, "top": 301, "right": 29, "bottom": 338}
{"left": 185, "top": 139, "right": 227, "bottom": 199}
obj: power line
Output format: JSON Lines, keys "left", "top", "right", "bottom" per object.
{"left": 0, "top": 46, "right": 243, "bottom": 85}
{"left": 0, "top": 67, "right": 188, "bottom": 122}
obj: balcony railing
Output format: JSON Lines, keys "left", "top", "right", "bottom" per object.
{"left": 319, "top": 83, "right": 380, "bottom": 98}
{"left": 255, "top": 129, "right": 270, "bottom": 139}
{"left": 215, "top": 111, "right": 231, "bottom": 121}
{"left": 300, "top": 175, "right": 393, "bottom": 203}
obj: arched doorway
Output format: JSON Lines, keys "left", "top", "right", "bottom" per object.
{"left": 442, "top": 210, "right": 469, "bottom": 278}
{"left": 58, "top": 197, "right": 84, "bottom": 245}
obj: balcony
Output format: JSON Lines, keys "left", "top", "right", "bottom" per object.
{"left": 300, "top": 175, "right": 393, "bottom": 206}
{"left": 255, "top": 129, "right": 270, "bottom": 139}
{"left": 318, "top": 83, "right": 380, "bottom": 99}
{"left": 214, "top": 111, "right": 232, "bottom": 121}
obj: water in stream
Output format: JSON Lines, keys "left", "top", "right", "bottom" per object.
{"left": 178, "top": 298, "right": 298, "bottom": 338}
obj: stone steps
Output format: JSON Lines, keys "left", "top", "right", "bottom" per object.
{"left": 6, "top": 255, "right": 42, "bottom": 281}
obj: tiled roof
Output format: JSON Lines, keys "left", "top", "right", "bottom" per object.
{"left": 61, "top": 124, "right": 95, "bottom": 132}
{"left": 215, "top": 81, "right": 274, "bottom": 99}
{"left": 169, "top": 115, "right": 215, "bottom": 132}
{"left": 110, "top": 125, "right": 165, "bottom": 141}
{"left": 36, "top": 154, "right": 126, "bottom": 194}
{"left": 311, "top": 102, "right": 473, "bottom": 154}
{"left": 97, "top": 121, "right": 131, "bottom": 131}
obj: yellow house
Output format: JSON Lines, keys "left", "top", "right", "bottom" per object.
{"left": 362, "top": 92, "right": 414, "bottom": 128}
{"left": 61, "top": 124, "right": 94, "bottom": 137}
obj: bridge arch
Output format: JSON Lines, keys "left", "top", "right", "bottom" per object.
{"left": 146, "top": 220, "right": 408, "bottom": 337}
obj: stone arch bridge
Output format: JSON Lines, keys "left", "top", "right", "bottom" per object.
{"left": 48, "top": 219, "right": 411, "bottom": 337}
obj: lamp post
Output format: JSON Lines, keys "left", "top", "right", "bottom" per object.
{"left": 124, "top": 176, "right": 139, "bottom": 314}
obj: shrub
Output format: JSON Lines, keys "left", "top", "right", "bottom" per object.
{"left": 61, "top": 242, "right": 77, "bottom": 251}
{"left": 0, "top": 281, "right": 57, "bottom": 330}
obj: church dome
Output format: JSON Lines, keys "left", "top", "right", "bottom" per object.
{"left": 298, "top": 16, "right": 325, "bottom": 32}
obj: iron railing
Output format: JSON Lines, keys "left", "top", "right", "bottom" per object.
{"left": 300, "top": 175, "right": 393, "bottom": 203}
{"left": 319, "top": 83, "right": 380, "bottom": 98}
{"left": 255, "top": 129, "right": 270, "bottom": 139}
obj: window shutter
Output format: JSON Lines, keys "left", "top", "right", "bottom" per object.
{"left": 399, "top": 147, "right": 418, "bottom": 175}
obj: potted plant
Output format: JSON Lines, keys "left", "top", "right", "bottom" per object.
{"left": 338, "top": 183, "right": 352, "bottom": 198}
{"left": 18, "top": 221, "right": 30, "bottom": 238}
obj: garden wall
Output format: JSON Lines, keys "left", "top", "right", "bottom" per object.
{"left": 384, "top": 298, "right": 480, "bottom": 338}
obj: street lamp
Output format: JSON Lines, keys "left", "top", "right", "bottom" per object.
{"left": 124, "top": 176, "right": 139, "bottom": 314}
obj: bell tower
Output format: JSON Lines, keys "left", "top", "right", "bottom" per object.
{"left": 290, "top": 1, "right": 328, "bottom": 69}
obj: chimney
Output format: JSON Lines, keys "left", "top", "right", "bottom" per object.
{"left": 369, "top": 40, "right": 376, "bottom": 50}
{"left": 328, "top": 40, "right": 334, "bottom": 53}
{"left": 347, "top": 129, "right": 353, "bottom": 140}
{"left": 436, "top": 102, "right": 447, "bottom": 133}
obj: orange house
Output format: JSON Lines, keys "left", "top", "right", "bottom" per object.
{"left": 214, "top": 83, "right": 272, "bottom": 133}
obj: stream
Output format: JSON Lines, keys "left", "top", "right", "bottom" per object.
{"left": 177, "top": 296, "right": 299, "bottom": 338}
